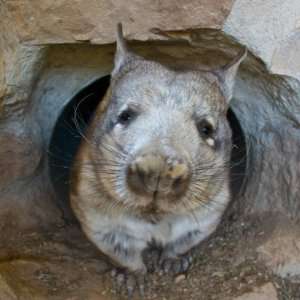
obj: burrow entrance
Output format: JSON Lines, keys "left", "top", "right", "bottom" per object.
{"left": 48, "top": 75, "right": 247, "bottom": 222}
{"left": 2, "top": 30, "right": 300, "bottom": 299}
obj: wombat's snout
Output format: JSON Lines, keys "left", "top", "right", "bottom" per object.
{"left": 127, "top": 152, "right": 190, "bottom": 199}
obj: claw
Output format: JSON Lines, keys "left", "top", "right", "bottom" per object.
{"left": 161, "top": 258, "right": 173, "bottom": 273}
{"left": 116, "top": 272, "right": 126, "bottom": 291}
{"left": 111, "top": 268, "right": 146, "bottom": 299}
{"left": 181, "top": 256, "right": 190, "bottom": 272}
{"left": 160, "top": 252, "right": 193, "bottom": 275}
{"left": 138, "top": 280, "right": 145, "bottom": 298}
{"left": 126, "top": 274, "right": 136, "bottom": 299}
{"left": 142, "top": 247, "right": 161, "bottom": 273}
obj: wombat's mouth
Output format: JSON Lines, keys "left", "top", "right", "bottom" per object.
{"left": 135, "top": 191, "right": 185, "bottom": 222}
{"left": 139, "top": 204, "right": 167, "bottom": 223}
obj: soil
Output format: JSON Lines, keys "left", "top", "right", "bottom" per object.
{"left": 1, "top": 217, "right": 299, "bottom": 300}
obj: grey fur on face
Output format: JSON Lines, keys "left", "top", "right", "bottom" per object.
{"left": 70, "top": 23, "right": 246, "bottom": 277}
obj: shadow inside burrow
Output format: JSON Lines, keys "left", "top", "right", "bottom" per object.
{"left": 48, "top": 75, "right": 111, "bottom": 222}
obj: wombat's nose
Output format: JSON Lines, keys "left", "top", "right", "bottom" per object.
{"left": 127, "top": 153, "right": 190, "bottom": 198}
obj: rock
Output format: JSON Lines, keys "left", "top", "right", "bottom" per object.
{"left": 257, "top": 227, "right": 300, "bottom": 278}
{"left": 232, "top": 283, "right": 278, "bottom": 300}
{"left": 0, "top": 52, "right": 5, "bottom": 101}
{"left": 0, "top": 46, "right": 46, "bottom": 119}
{"left": 271, "top": 30, "right": 300, "bottom": 81}
{"left": 0, "top": 122, "right": 42, "bottom": 188}
{"left": 174, "top": 274, "right": 186, "bottom": 283}
{"left": 224, "top": 0, "right": 300, "bottom": 69}
{"left": 4, "top": 0, "right": 234, "bottom": 44}
{"left": 0, "top": 274, "right": 17, "bottom": 300}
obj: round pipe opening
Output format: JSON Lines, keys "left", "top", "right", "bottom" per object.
{"left": 48, "top": 76, "right": 247, "bottom": 220}
{"left": 48, "top": 75, "right": 110, "bottom": 219}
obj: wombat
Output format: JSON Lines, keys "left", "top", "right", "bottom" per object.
{"left": 70, "top": 24, "right": 246, "bottom": 293}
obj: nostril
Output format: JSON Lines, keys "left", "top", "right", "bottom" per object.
{"left": 136, "top": 165, "right": 146, "bottom": 184}
{"left": 127, "top": 161, "right": 149, "bottom": 195}
{"left": 173, "top": 177, "right": 183, "bottom": 188}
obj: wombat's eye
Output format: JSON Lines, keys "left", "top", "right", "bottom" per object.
{"left": 117, "top": 109, "right": 136, "bottom": 125}
{"left": 197, "top": 120, "right": 215, "bottom": 138}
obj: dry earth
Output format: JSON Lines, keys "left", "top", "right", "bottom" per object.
{"left": 1, "top": 216, "right": 299, "bottom": 300}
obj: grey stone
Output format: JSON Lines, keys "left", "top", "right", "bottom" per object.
{"left": 3, "top": 0, "right": 234, "bottom": 44}
{"left": 0, "top": 275, "right": 17, "bottom": 300}
{"left": 257, "top": 227, "right": 300, "bottom": 278}
{"left": 232, "top": 283, "right": 278, "bottom": 300}
{"left": 271, "top": 30, "right": 300, "bottom": 81}
{"left": 224, "top": 0, "right": 300, "bottom": 69}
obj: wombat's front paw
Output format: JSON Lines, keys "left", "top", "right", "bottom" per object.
{"left": 159, "top": 252, "right": 193, "bottom": 275}
{"left": 111, "top": 268, "right": 146, "bottom": 299}
{"left": 142, "top": 247, "right": 161, "bottom": 273}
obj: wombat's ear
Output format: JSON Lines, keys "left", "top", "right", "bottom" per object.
{"left": 215, "top": 47, "right": 247, "bottom": 102}
{"left": 112, "top": 23, "right": 131, "bottom": 76}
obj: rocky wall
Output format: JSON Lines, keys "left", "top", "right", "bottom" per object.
{"left": 0, "top": 0, "right": 300, "bottom": 287}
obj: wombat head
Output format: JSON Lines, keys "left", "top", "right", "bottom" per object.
{"left": 91, "top": 24, "right": 246, "bottom": 219}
